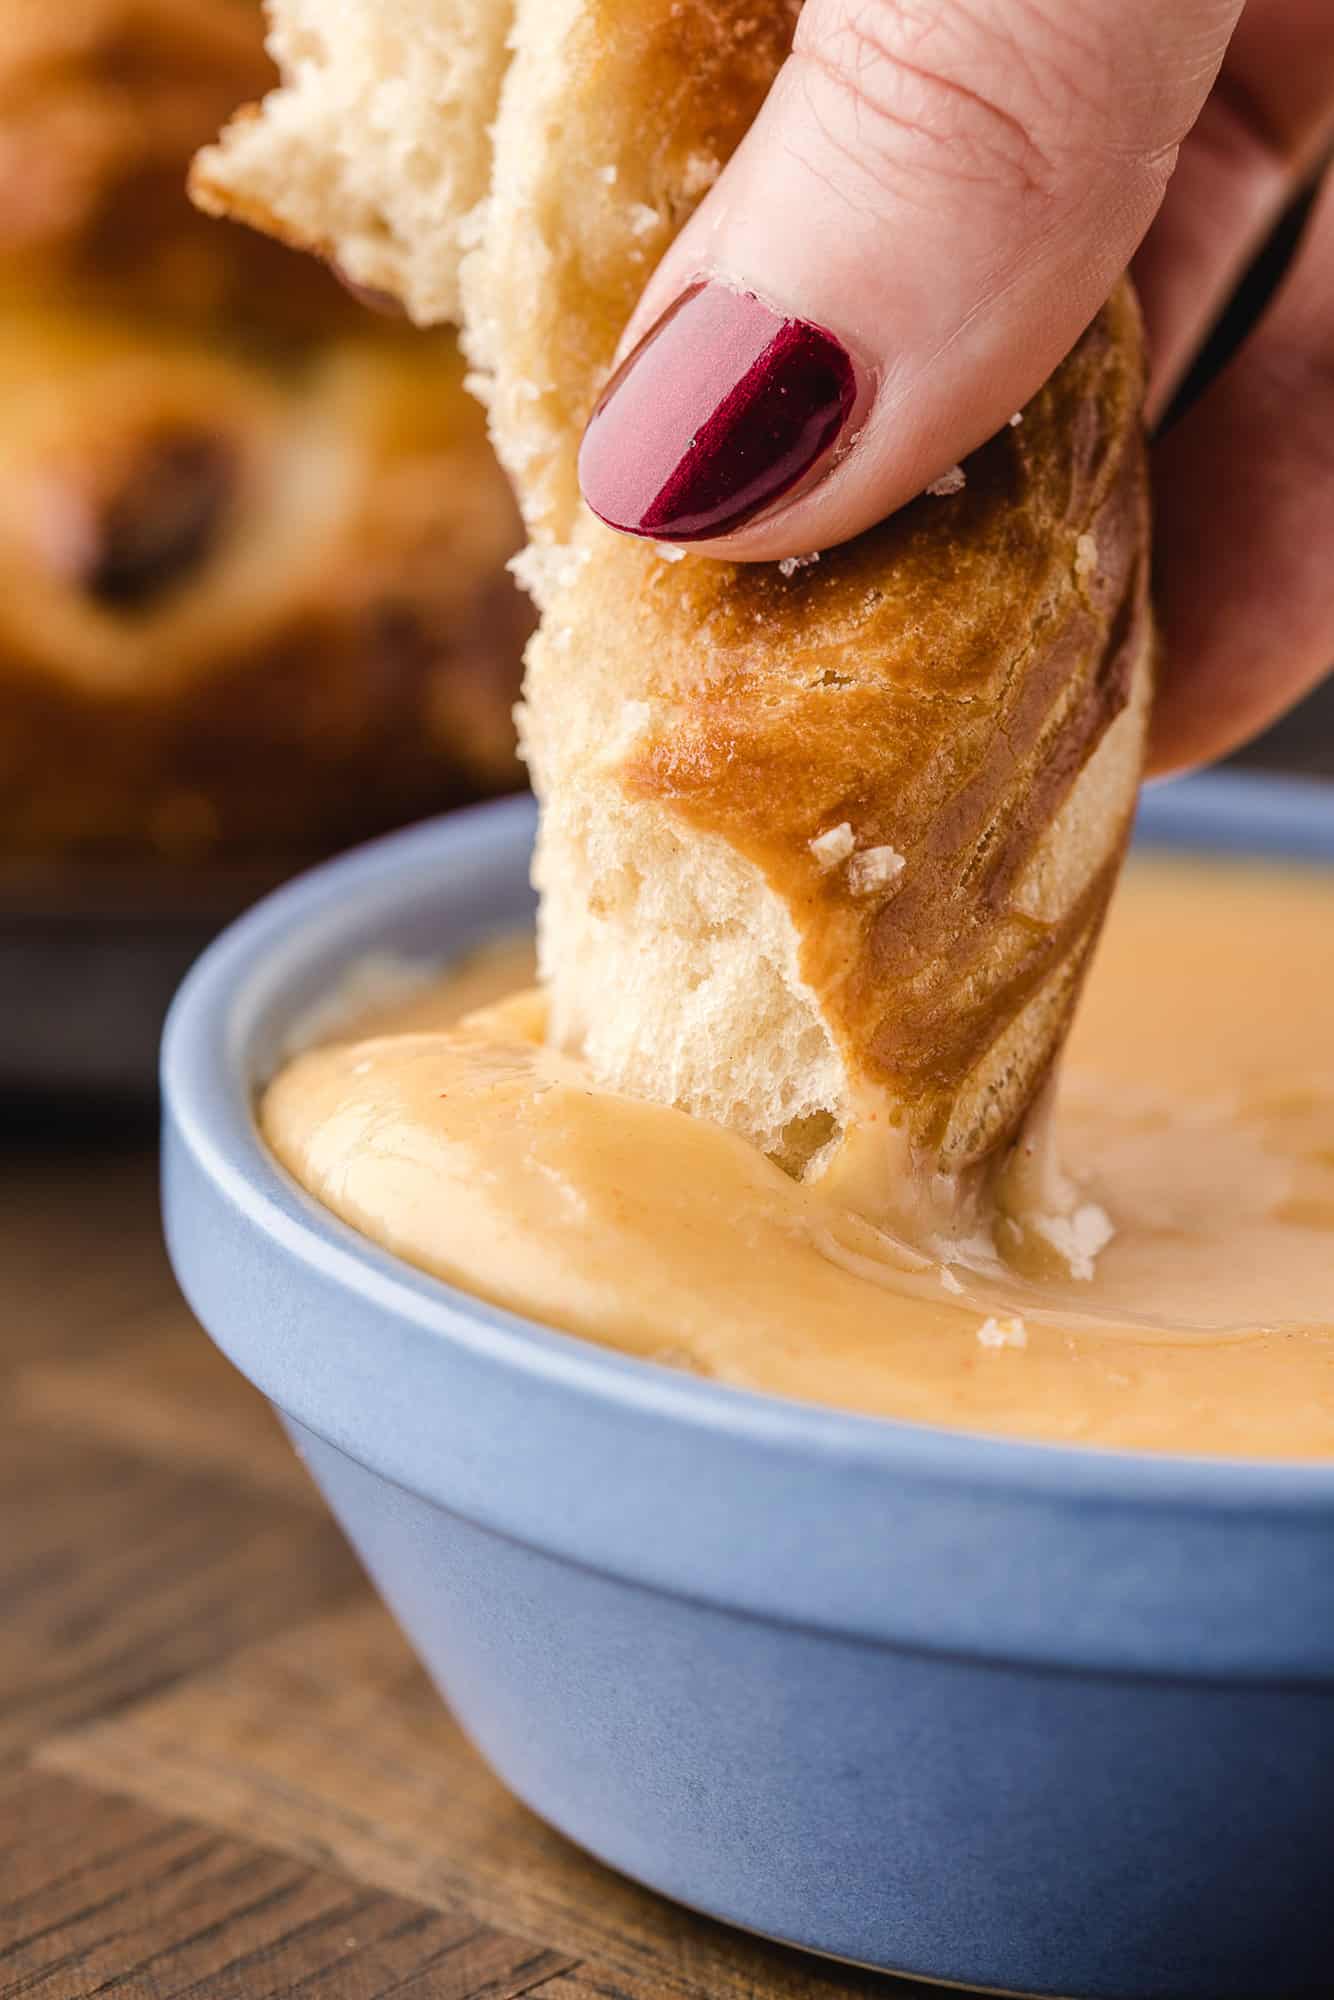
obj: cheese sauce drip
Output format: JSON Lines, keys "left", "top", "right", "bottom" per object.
{"left": 263, "top": 861, "right": 1334, "bottom": 1459}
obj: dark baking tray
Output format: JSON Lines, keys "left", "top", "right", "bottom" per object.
{"left": 1, "top": 859, "right": 291, "bottom": 1097}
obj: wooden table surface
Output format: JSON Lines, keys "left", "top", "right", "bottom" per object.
{"left": 3, "top": 1111, "right": 949, "bottom": 2000}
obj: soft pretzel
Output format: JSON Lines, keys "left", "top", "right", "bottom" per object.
{"left": 203, "top": 0, "right": 1153, "bottom": 1210}
{"left": 525, "top": 292, "right": 1150, "bottom": 1194}
{"left": 0, "top": 307, "right": 529, "bottom": 861}
{"left": 0, "top": 0, "right": 532, "bottom": 865}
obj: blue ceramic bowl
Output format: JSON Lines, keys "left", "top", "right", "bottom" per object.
{"left": 162, "top": 772, "right": 1334, "bottom": 2000}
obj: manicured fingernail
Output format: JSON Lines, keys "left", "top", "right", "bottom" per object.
{"left": 578, "top": 279, "right": 861, "bottom": 542}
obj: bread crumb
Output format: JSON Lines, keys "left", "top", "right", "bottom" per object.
{"left": 507, "top": 545, "right": 543, "bottom": 598}
{"left": 457, "top": 199, "right": 489, "bottom": 253}
{"left": 809, "top": 822, "right": 855, "bottom": 870}
{"left": 977, "top": 1315, "right": 1028, "bottom": 1350}
{"left": 462, "top": 367, "right": 494, "bottom": 407}
{"left": 926, "top": 465, "right": 966, "bottom": 497}
{"left": 779, "top": 551, "right": 821, "bottom": 578}
{"left": 608, "top": 699, "right": 651, "bottom": 755}
{"left": 508, "top": 540, "right": 588, "bottom": 603}
{"left": 1075, "top": 531, "right": 1098, "bottom": 587}
{"left": 847, "top": 844, "right": 906, "bottom": 896}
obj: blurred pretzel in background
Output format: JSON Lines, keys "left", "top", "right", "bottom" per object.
{"left": 0, "top": 0, "right": 531, "bottom": 867}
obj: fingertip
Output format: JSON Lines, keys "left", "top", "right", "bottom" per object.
{"left": 576, "top": 276, "right": 866, "bottom": 547}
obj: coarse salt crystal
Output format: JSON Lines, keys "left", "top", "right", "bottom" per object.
{"left": 629, "top": 202, "right": 660, "bottom": 237}
{"left": 977, "top": 1315, "right": 1028, "bottom": 1350}
{"left": 599, "top": 163, "right": 619, "bottom": 185}
{"left": 940, "top": 1266, "right": 965, "bottom": 1295}
{"left": 809, "top": 822, "right": 855, "bottom": 870}
{"left": 654, "top": 542, "right": 686, "bottom": 563}
{"left": 1009, "top": 410, "right": 1024, "bottom": 427}
{"left": 778, "top": 551, "right": 821, "bottom": 578}
{"left": 680, "top": 152, "right": 720, "bottom": 197}
{"left": 847, "top": 844, "right": 906, "bottom": 896}
{"left": 1032, "top": 1202, "right": 1115, "bottom": 1282}
{"left": 926, "top": 465, "right": 966, "bottom": 497}
{"left": 1075, "top": 531, "right": 1099, "bottom": 587}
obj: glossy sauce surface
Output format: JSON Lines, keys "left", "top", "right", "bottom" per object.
{"left": 263, "top": 860, "right": 1334, "bottom": 1458}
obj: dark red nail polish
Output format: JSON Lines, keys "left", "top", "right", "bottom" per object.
{"left": 578, "top": 280, "right": 860, "bottom": 542}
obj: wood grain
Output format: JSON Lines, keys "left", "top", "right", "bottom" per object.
{"left": 3, "top": 1141, "right": 173, "bottom": 1371}
{"left": 0, "top": 1415, "right": 360, "bottom": 1759}
{"left": 44, "top": 1605, "right": 904, "bottom": 2000}
{"left": 15, "top": 1313, "right": 318, "bottom": 1505}
{"left": 0, "top": 1769, "right": 574, "bottom": 2000}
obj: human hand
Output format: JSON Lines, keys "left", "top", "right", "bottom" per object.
{"left": 576, "top": 0, "right": 1334, "bottom": 772}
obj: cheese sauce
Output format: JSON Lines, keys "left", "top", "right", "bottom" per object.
{"left": 263, "top": 859, "right": 1334, "bottom": 1458}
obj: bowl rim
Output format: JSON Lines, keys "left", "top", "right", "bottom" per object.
{"left": 162, "top": 768, "right": 1334, "bottom": 1510}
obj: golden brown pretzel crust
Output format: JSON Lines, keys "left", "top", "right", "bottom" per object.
{"left": 620, "top": 291, "right": 1150, "bottom": 1164}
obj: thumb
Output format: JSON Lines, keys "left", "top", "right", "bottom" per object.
{"left": 578, "top": 0, "right": 1243, "bottom": 560}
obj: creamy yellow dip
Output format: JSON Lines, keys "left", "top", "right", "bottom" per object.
{"left": 263, "top": 859, "right": 1334, "bottom": 1459}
